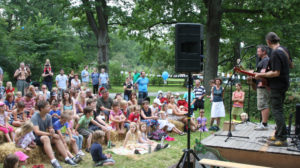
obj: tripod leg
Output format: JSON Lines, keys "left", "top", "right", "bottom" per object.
{"left": 191, "top": 150, "right": 200, "bottom": 161}
{"left": 176, "top": 152, "right": 186, "bottom": 168}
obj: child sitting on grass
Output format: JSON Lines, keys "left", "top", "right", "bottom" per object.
{"left": 109, "top": 101, "right": 126, "bottom": 134}
{"left": 91, "top": 130, "right": 115, "bottom": 167}
{"left": 76, "top": 106, "right": 106, "bottom": 152}
{"left": 15, "top": 121, "right": 36, "bottom": 151}
{"left": 197, "top": 109, "right": 208, "bottom": 132}
{"left": 139, "top": 122, "right": 167, "bottom": 151}
{"left": 53, "top": 111, "right": 82, "bottom": 163}
{"left": 0, "top": 102, "right": 14, "bottom": 142}
{"left": 3, "top": 154, "right": 19, "bottom": 168}
{"left": 123, "top": 122, "right": 148, "bottom": 154}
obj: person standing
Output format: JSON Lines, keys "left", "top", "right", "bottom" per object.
{"left": 14, "top": 62, "right": 29, "bottom": 96}
{"left": 0, "top": 66, "right": 3, "bottom": 81}
{"left": 91, "top": 68, "right": 100, "bottom": 94}
{"left": 68, "top": 70, "right": 75, "bottom": 89}
{"left": 42, "top": 62, "right": 53, "bottom": 91}
{"left": 133, "top": 70, "right": 140, "bottom": 92}
{"left": 254, "top": 45, "right": 271, "bottom": 130}
{"left": 99, "top": 68, "right": 109, "bottom": 90}
{"left": 209, "top": 78, "right": 225, "bottom": 131}
{"left": 55, "top": 69, "right": 68, "bottom": 97}
{"left": 81, "top": 65, "right": 89, "bottom": 87}
{"left": 255, "top": 32, "right": 293, "bottom": 146}
{"left": 135, "top": 71, "right": 149, "bottom": 104}
{"left": 123, "top": 77, "right": 133, "bottom": 101}
{"left": 193, "top": 79, "right": 206, "bottom": 111}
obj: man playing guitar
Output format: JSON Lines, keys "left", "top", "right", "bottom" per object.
{"left": 253, "top": 45, "right": 270, "bottom": 131}
{"left": 234, "top": 45, "right": 270, "bottom": 130}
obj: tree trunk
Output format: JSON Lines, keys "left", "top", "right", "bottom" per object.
{"left": 97, "top": 29, "right": 109, "bottom": 71}
{"left": 203, "top": 0, "right": 223, "bottom": 93}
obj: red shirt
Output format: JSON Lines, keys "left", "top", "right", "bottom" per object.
{"left": 128, "top": 113, "right": 140, "bottom": 123}
{"left": 5, "top": 88, "right": 15, "bottom": 94}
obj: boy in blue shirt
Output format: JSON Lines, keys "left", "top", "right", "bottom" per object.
{"left": 53, "top": 111, "right": 82, "bottom": 164}
{"left": 50, "top": 101, "right": 61, "bottom": 125}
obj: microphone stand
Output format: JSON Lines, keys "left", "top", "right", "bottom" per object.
{"left": 214, "top": 58, "right": 249, "bottom": 142}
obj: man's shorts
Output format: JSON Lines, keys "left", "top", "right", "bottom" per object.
{"left": 257, "top": 88, "right": 270, "bottom": 111}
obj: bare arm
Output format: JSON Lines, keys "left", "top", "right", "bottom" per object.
{"left": 33, "top": 125, "right": 51, "bottom": 136}
{"left": 14, "top": 69, "right": 20, "bottom": 78}
{"left": 256, "top": 70, "right": 280, "bottom": 78}
{"left": 123, "top": 132, "right": 130, "bottom": 147}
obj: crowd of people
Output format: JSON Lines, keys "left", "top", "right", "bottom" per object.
{"left": 0, "top": 31, "right": 293, "bottom": 167}
{"left": 0, "top": 59, "right": 225, "bottom": 168}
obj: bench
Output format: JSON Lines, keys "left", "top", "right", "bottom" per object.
{"left": 199, "top": 159, "right": 271, "bottom": 168}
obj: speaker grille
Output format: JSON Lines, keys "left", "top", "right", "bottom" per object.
{"left": 175, "top": 23, "right": 204, "bottom": 73}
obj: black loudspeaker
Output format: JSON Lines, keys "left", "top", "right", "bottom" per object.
{"left": 295, "top": 104, "right": 300, "bottom": 135}
{"left": 175, "top": 23, "right": 204, "bottom": 73}
{"left": 296, "top": 104, "right": 300, "bottom": 135}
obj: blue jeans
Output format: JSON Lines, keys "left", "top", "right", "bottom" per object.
{"left": 100, "top": 83, "right": 108, "bottom": 89}
{"left": 124, "top": 94, "right": 129, "bottom": 101}
{"left": 138, "top": 91, "right": 148, "bottom": 104}
{"left": 65, "top": 134, "right": 83, "bottom": 150}
{"left": 43, "top": 81, "right": 52, "bottom": 91}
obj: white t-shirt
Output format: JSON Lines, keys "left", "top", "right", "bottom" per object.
{"left": 71, "top": 79, "right": 81, "bottom": 88}
{"left": 55, "top": 74, "right": 68, "bottom": 90}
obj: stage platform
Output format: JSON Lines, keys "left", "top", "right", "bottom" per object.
{"left": 201, "top": 122, "right": 300, "bottom": 168}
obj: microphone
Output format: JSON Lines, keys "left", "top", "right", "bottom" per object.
{"left": 248, "top": 55, "right": 257, "bottom": 60}
{"left": 243, "top": 45, "right": 256, "bottom": 49}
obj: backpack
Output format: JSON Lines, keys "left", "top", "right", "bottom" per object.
{"left": 149, "top": 129, "right": 167, "bottom": 141}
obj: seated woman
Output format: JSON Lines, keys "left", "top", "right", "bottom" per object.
{"left": 140, "top": 101, "right": 158, "bottom": 136}
{"left": 159, "top": 104, "right": 185, "bottom": 135}
{"left": 61, "top": 91, "right": 77, "bottom": 120}
{"left": 128, "top": 92, "right": 138, "bottom": 106}
{"left": 167, "top": 95, "right": 197, "bottom": 131}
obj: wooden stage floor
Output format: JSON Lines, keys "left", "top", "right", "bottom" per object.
{"left": 201, "top": 122, "right": 300, "bottom": 168}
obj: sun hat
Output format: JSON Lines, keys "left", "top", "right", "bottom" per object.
{"left": 15, "top": 151, "right": 29, "bottom": 162}
{"left": 153, "top": 98, "right": 162, "bottom": 106}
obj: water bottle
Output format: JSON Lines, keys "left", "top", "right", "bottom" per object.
{"left": 107, "top": 140, "right": 111, "bottom": 149}
{"left": 148, "top": 144, "right": 151, "bottom": 153}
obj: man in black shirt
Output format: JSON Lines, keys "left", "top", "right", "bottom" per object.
{"left": 255, "top": 32, "right": 293, "bottom": 146}
{"left": 254, "top": 45, "right": 270, "bottom": 131}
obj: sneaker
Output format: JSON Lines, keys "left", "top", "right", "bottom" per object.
{"left": 134, "top": 149, "right": 141, "bottom": 154}
{"left": 78, "top": 150, "right": 85, "bottom": 156}
{"left": 94, "top": 161, "right": 104, "bottom": 167}
{"left": 179, "top": 132, "right": 186, "bottom": 136}
{"left": 268, "top": 140, "right": 288, "bottom": 147}
{"left": 267, "top": 136, "right": 277, "bottom": 141}
{"left": 254, "top": 123, "right": 268, "bottom": 131}
{"left": 85, "top": 148, "right": 90, "bottom": 153}
{"left": 72, "top": 154, "right": 82, "bottom": 164}
{"left": 163, "top": 144, "right": 169, "bottom": 149}
{"left": 51, "top": 160, "right": 62, "bottom": 168}
{"left": 111, "top": 143, "right": 116, "bottom": 147}
{"left": 154, "top": 144, "right": 162, "bottom": 151}
{"left": 209, "top": 127, "right": 215, "bottom": 131}
{"left": 65, "top": 158, "right": 77, "bottom": 166}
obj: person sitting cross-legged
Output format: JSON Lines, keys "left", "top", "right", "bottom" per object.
{"left": 31, "top": 100, "right": 77, "bottom": 168}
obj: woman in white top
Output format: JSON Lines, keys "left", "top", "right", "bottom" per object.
{"left": 71, "top": 74, "right": 81, "bottom": 90}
